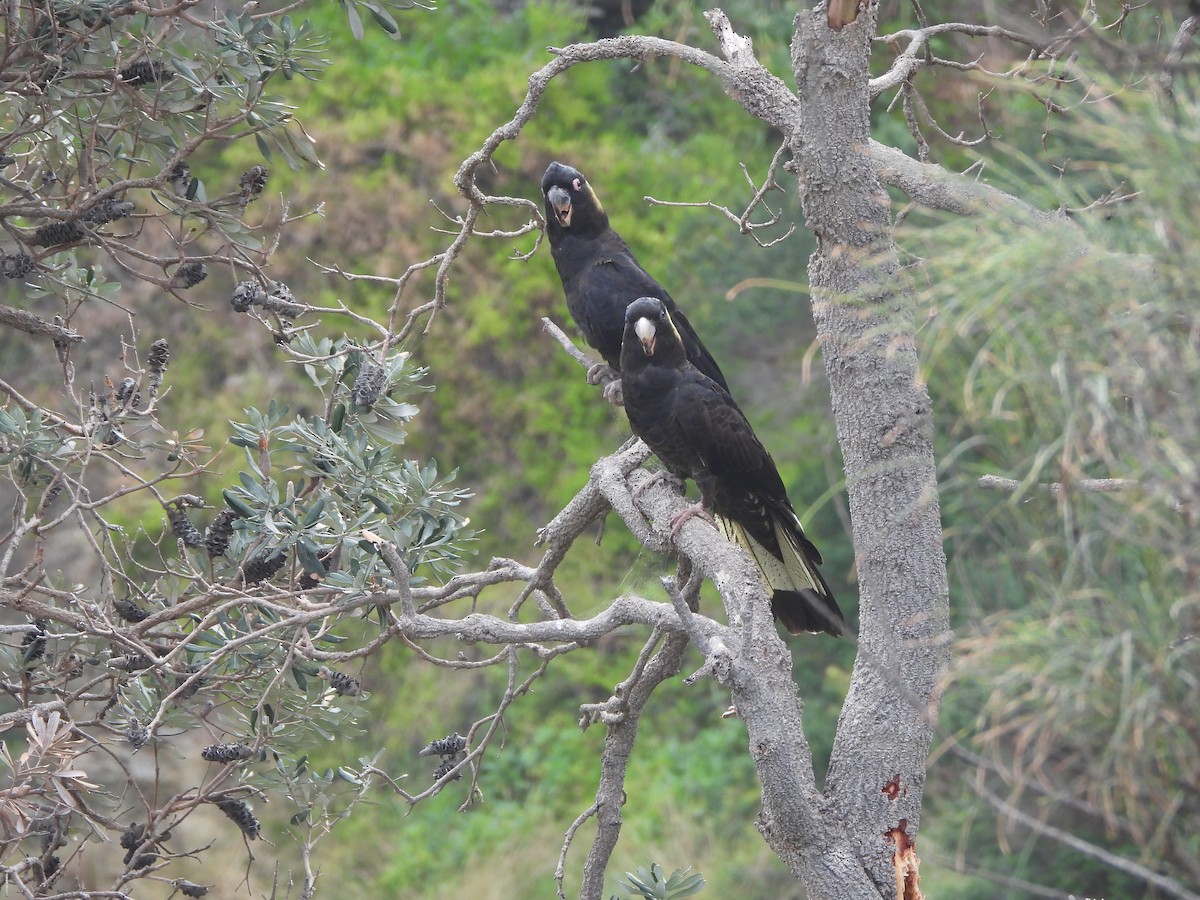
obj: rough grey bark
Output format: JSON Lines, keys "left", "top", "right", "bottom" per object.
{"left": 791, "top": 6, "right": 950, "bottom": 897}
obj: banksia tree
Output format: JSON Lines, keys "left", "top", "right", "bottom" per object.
{"left": 0, "top": 1, "right": 450, "bottom": 896}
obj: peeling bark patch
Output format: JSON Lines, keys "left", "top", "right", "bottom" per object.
{"left": 884, "top": 819, "right": 923, "bottom": 900}
{"left": 881, "top": 773, "right": 906, "bottom": 800}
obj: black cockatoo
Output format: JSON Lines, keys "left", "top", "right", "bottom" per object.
{"left": 541, "top": 161, "right": 729, "bottom": 400}
{"left": 620, "top": 296, "right": 844, "bottom": 637}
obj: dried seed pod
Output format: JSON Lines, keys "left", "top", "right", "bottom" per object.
{"left": 174, "top": 666, "right": 206, "bottom": 699}
{"left": 31, "top": 220, "right": 86, "bottom": 247}
{"left": 82, "top": 198, "right": 134, "bottom": 224}
{"left": 147, "top": 338, "right": 169, "bottom": 395}
{"left": 125, "top": 718, "right": 149, "bottom": 750}
{"left": 419, "top": 732, "right": 466, "bottom": 758}
{"left": 21, "top": 619, "right": 47, "bottom": 667}
{"left": 317, "top": 666, "right": 361, "bottom": 697}
{"left": 432, "top": 754, "right": 465, "bottom": 781}
{"left": 147, "top": 339, "right": 170, "bottom": 375}
{"left": 177, "top": 881, "right": 210, "bottom": 898}
{"left": 204, "top": 508, "right": 237, "bottom": 558}
{"left": 299, "top": 546, "right": 338, "bottom": 590}
{"left": 2, "top": 253, "right": 33, "bottom": 279}
{"left": 120, "top": 823, "right": 159, "bottom": 868}
{"left": 215, "top": 798, "right": 259, "bottom": 840}
{"left": 260, "top": 281, "right": 303, "bottom": 319}
{"left": 167, "top": 506, "right": 203, "bottom": 547}
{"left": 238, "top": 165, "right": 268, "bottom": 206}
{"left": 119, "top": 823, "right": 146, "bottom": 863}
{"left": 113, "top": 653, "right": 153, "bottom": 672}
{"left": 243, "top": 548, "right": 286, "bottom": 584}
{"left": 201, "top": 742, "right": 255, "bottom": 763}
{"left": 170, "top": 261, "right": 207, "bottom": 289}
{"left": 118, "top": 59, "right": 174, "bottom": 86}
{"left": 42, "top": 855, "right": 60, "bottom": 879}
{"left": 113, "top": 598, "right": 151, "bottom": 623}
{"left": 230, "top": 280, "right": 265, "bottom": 312}
{"left": 351, "top": 363, "right": 386, "bottom": 409}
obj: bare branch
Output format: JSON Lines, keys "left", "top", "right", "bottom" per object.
{"left": 977, "top": 473, "right": 1139, "bottom": 496}
{"left": 1160, "top": 15, "right": 1200, "bottom": 98}
{"left": 0, "top": 305, "right": 83, "bottom": 344}
{"left": 540, "top": 317, "right": 599, "bottom": 372}
{"left": 577, "top": 632, "right": 689, "bottom": 900}
{"left": 865, "top": 140, "right": 1063, "bottom": 224}
{"left": 872, "top": 21, "right": 1054, "bottom": 96}
{"left": 643, "top": 143, "right": 796, "bottom": 247}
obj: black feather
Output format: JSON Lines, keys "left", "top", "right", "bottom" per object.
{"left": 620, "top": 297, "right": 845, "bottom": 637}
{"left": 541, "top": 161, "right": 729, "bottom": 392}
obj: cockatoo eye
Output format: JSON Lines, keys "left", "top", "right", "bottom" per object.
{"left": 572, "top": 178, "right": 582, "bottom": 191}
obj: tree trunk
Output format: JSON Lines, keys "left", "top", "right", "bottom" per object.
{"left": 789, "top": 5, "right": 951, "bottom": 897}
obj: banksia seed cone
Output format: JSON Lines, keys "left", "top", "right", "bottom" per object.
{"left": 115, "top": 653, "right": 152, "bottom": 672}
{"left": 120, "top": 823, "right": 144, "bottom": 851}
{"left": 239, "top": 165, "right": 268, "bottom": 204}
{"left": 230, "top": 280, "right": 265, "bottom": 312}
{"left": 261, "top": 281, "right": 303, "bottom": 319}
{"left": 2, "top": 253, "right": 33, "bottom": 279}
{"left": 318, "top": 666, "right": 361, "bottom": 697}
{"left": 147, "top": 338, "right": 169, "bottom": 394}
{"left": 126, "top": 718, "right": 149, "bottom": 750}
{"left": 113, "top": 598, "right": 151, "bottom": 623}
{"left": 419, "top": 732, "right": 466, "bottom": 758}
{"left": 31, "top": 221, "right": 86, "bottom": 247}
{"left": 351, "top": 363, "right": 386, "bottom": 409}
{"left": 243, "top": 548, "right": 286, "bottom": 584}
{"left": 170, "top": 261, "right": 207, "bottom": 289}
{"left": 119, "top": 60, "right": 173, "bottom": 86}
{"left": 201, "top": 743, "right": 254, "bottom": 763}
{"left": 147, "top": 339, "right": 170, "bottom": 375}
{"left": 204, "top": 508, "right": 237, "bottom": 558}
{"left": 175, "top": 667, "right": 206, "bottom": 699}
{"left": 83, "top": 198, "right": 134, "bottom": 224}
{"left": 21, "top": 620, "right": 47, "bottom": 666}
{"left": 432, "top": 756, "right": 465, "bottom": 781}
{"left": 168, "top": 506, "right": 203, "bottom": 547}
{"left": 215, "top": 798, "right": 260, "bottom": 839}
